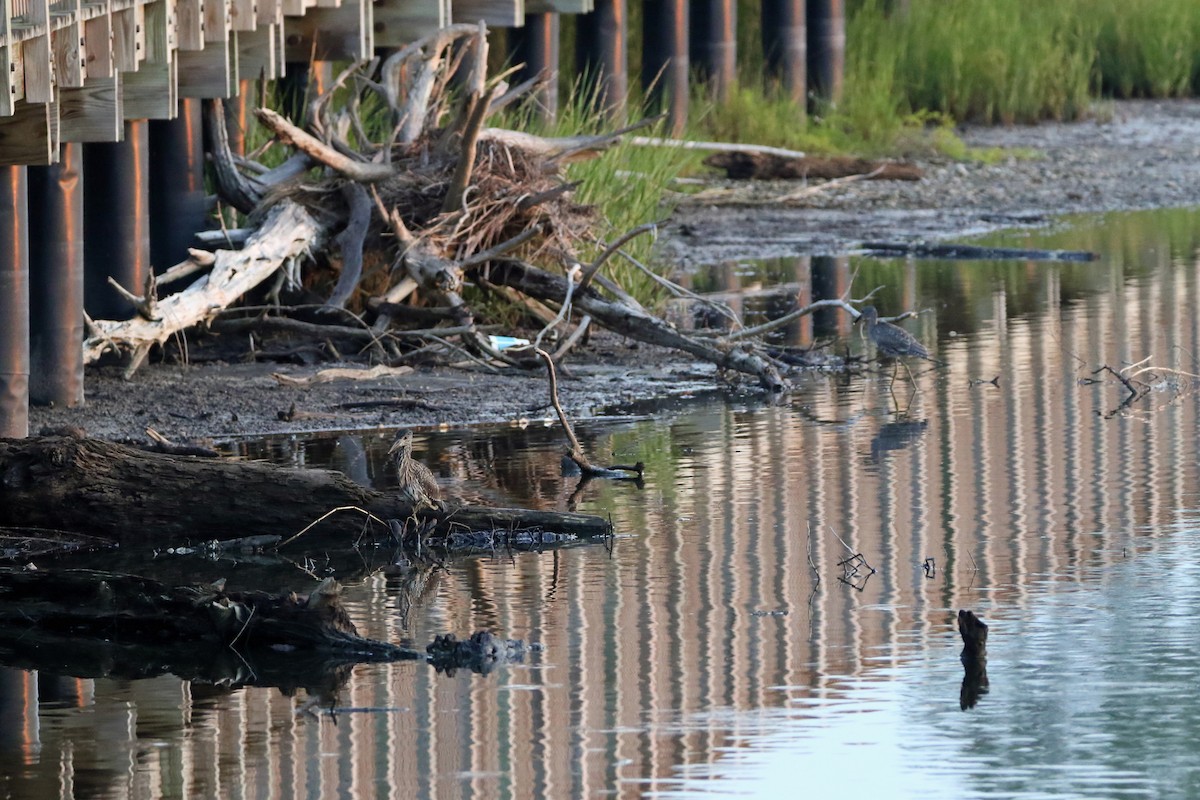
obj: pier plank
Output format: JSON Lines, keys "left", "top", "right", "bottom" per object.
{"left": 51, "top": 0, "right": 86, "bottom": 87}
{"left": 236, "top": 22, "right": 274, "bottom": 80}
{"left": 282, "top": 0, "right": 369, "bottom": 62}
{"left": 0, "top": 98, "right": 57, "bottom": 164}
{"left": 230, "top": 0, "right": 255, "bottom": 30}
{"left": 451, "top": 0, "right": 521, "bottom": 26}
{"left": 20, "top": 0, "right": 53, "bottom": 103}
{"left": 373, "top": 0, "right": 446, "bottom": 47}
{"left": 82, "top": 2, "right": 113, "bottom": 79}
{"left": 175, "top": 0, "right": 202, "bottom": 48}
{"left": 204, "top": 0, "right": 229, "bottom": 42}
{"left": 59, "top": 73, "right": 120, "bottom": 139}
{"left": 110, "top": 4, "right": 143, "bottom": 70}
{"left": 121, "top": 57, "right": 174, "bottom": 117}
{"left": 177, "top": 32, "right": 234, "bottom": 96}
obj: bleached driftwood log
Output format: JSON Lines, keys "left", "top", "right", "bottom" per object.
{"left": 84, "top": 201, "right": 325, "bottom": 376}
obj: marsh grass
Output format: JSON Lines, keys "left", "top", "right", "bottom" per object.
{"left": 502, "top": 80, "right": 695, "bottom": 305}
{"left": 845, "top": 0, "right": 1200, "bottom": 124}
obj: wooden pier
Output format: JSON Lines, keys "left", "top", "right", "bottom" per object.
{"left": 0, "top": 0, "right": 843, "bottom": 437}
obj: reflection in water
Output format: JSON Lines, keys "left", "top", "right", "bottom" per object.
{"left": 5, "top": 208, "right": 1200, "bottom": 798}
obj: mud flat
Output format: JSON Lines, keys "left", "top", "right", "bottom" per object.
{"left": 665, "top": 99, "right": 1200, "bottom": 262}
{"left": 30, "top": 100, "right": 1200, "bottom": 441}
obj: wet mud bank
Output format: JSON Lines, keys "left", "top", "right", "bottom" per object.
{"left": 30, "top": 99, "right": 1200, "bottom": 441}
{"left": 665, "top": 99, "right": 1200, "bottom": 262}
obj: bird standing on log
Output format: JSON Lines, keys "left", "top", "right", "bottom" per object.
{"left": 389, "top": 430, "right": 442, "bottom": 512}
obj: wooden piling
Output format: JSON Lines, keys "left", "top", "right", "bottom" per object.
{"left": 28, "top": 143, "right": 85, "bottom": 409}
{"left": 508, "top": 12, "right": 560, "bottom": 121}
{"left": 0, "top": 166, "right": 29, "bottom": 438}
{"left": 575, "top": 0, "right": 627, "bottom": 118}
{"left": 82, "top": 121, "right": 150, "bottom": 321}
{"left": 690, "top": 0, "right": 736, "bottom": 102}
{"left": 641, "top": 0, "right": 688, "bottom": 134}
{"left": 149, "top": 99, "right": 207, "bottom": 271}
{"left": 806, "top": 0, "right": 843, "bottom": 105}
{"left": 763, "top": 0, "right": 805, "bottom": 104}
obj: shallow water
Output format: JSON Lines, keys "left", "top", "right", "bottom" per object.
{"left": 5, "top": 208, "right": 1200, "bottom": 799}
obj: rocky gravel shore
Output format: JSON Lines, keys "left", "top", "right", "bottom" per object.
{"left": 665, "top": 99, "right": 1200, "bottom": 262}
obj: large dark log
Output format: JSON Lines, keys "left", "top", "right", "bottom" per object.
{"left": 0, "top": 435, "right": 612, "bottom": 547}
{"left": 705, "top": 152, "right": 923, "bottom": 181}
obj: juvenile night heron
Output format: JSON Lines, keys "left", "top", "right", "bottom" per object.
{"left": 858, "top": 306, "right": 931, "bottom": 362}
{"left": 857, "top": 306, "right": 937, "bottom": 404}
{"left": 388, "top": 430, "right": 441, "bottom": 511}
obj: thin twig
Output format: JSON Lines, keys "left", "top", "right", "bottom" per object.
{"left": 278, "top": 506, "right": 390, "bottom": 549}
{"left": 534, "top": 347, "right": 592, "bottom": 471}
{"left": 577, "top": 222, "right": 660, "bottom": 293}
{"left": 533, "top": 264, "right": 581, "bottom": 350}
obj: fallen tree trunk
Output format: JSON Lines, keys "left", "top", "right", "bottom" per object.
{"left": 863, "top": 241, "right": 1099, "bottom": 262}
{"left": 84, "top": 201, "right": 327, "bottom": 376}
{"left": 487, "top": 259, "right": 787, "bottom": 391}
{"left": 0, "top": 435, "right": 612, "bottom": 546}
{"left": 705, "top": 152, "right": 923, "bottom": 181}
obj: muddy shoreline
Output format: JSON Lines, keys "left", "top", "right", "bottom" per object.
{"left": 30, "top": 99, "right": 1200, "bottom": 442}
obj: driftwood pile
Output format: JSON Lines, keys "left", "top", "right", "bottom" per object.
{"left": 79, "top": 23, "right": 874, "bottom": 393}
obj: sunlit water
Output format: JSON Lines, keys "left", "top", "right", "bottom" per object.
{"left": 4, "top": 209, "right": 1200, "bottom": 799}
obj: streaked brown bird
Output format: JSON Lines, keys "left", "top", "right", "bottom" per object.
{"left": 388, "top": 430, "right": 441, "bottom": 511}
{"left": 858, "top": 306, "right": 931, "bottom": 361}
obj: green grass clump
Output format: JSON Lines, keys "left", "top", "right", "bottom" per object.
{"left": 505, "top": 81, "right": 695, "bottom": 305}
{"left": 847, "top": 0, "right": 1096, "bottom": 124}
{"left": 689, "top": 0, "right": 1200, "bottom": 152}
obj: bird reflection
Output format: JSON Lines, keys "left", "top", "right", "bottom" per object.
{"left": 867, "top": 419, "right": 929, "bottom": 466}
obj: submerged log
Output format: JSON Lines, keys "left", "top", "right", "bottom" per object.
{"left": 0, "top": 568, "right": 535, "bottom": 687}
{"left": 0, "top": 435, "right": 612, "bottom": 547}
{"left": 863, "top": 241, "right": 1099, "bottom": 262}
{"left": 0, "top": 569, "right": 413, "bottom": 657}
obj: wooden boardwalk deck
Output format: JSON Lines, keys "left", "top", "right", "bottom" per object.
{"left": 0, "top": 0, "right": 597, "bottom": 165}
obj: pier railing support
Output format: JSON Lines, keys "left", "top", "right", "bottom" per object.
{"left": 0, "top": 166, "right": 29, "bottom": 438}
{"left": 29, "top": 144, "right": 85, "bottom": 410}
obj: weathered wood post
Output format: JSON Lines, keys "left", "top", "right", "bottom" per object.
{"left": 150, "top": 99, "right": 208, "bottom": 270}
{"left": 509, "top": 13, "right": 561, "bottom": 121}
{"left": 83, "top": 121, "right": 151, "bottom": 320}
{"left": 641, "top": 0, "right": 689, "bottom": 134}
{"left": 806, "top": 0, "right": 843, "bottom": 105}
{"left": 763, "top": 0, "right": 806, "bottom": 104}
{"left": 576, "top": 0, "right": 628, "bottom": 117}
{"left": 0, "top": 166, "right": 28, "bottom": 438}
{"left": 690, "top": 0, "right": 737, "bottom": 102}
{"left": 28, "top": 144, "right": 85, "bottom": 410}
